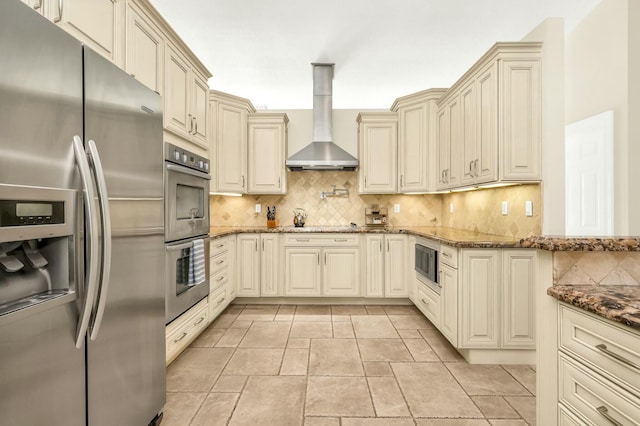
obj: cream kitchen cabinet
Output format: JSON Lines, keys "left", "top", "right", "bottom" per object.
{"left": 357, "top": 113, "right": 398, "bottom": 194}
{"left": 247, "top": 113, "right": 289, "bottom": 194}
{"left": 236, "top": 234, "right": 260, "bottom": 297}
{"left": 436, "top": 96, "right": 462, "bottom": 190}
{"left": 436, "top": 42, "right": 541, "bottom": 190}
{"left": 439, "top": 244, "right": 459, "bottom": 347}
{"left": 164, "top": 42, "right": 209, "bottom": 150}
{"left": 53, "top": 0, "right": 123, "bottom": 66}
{"left": 502, "top": 249, "right": 536, "bottom": 347}
{"left": 391, "top": 89, "right": 446, "bottom": 193}
{"left": 236, "top": 233, "right": 278, "bottom": 297}
{"left": 165, "top": 297, "right": 208, "bottom": 365}
{"left": 283, "top": 234, "right": 360, "bottom": 297}
{"left": 459, "top": 249, "right": 501, "bottom": 348}
{"left": 284, "top": 247, "right": 322, "bottom": 296}
{"left": 212, "top": 91, "right": 255, "bottom": 193}
{"left": 364, "top": 234, "right": 407, "bottom": 297}
{"left": 208, "top": 235, "right": 236, "bottom": 322}
{"left": 124, "top": 0, "right": 163, "bottom": 94}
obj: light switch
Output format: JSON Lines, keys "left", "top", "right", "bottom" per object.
{"left": 501, "top": 201, "right": 508, "bottom": 215}
{"left": 393, "top": 204, "right": 400, "bottom": 213}
{"left": 525, "top": 200, "right": 533, "bottom": 217}
{"left": 255, "top": 204, "right": 261, "bottom": 213}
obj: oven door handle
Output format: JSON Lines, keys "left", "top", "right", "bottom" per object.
{"left": 166, "top": 163, "right": 211, "bottom": 180}
{"left": 166, "top": 241, "right": 195, "bottom": 252}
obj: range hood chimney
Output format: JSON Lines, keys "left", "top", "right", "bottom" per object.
{"left": 285, "top": 63, "right": 359, "bottom": 171}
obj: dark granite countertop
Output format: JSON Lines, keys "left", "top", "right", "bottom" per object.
{"left": 520, "top": 235, "right": 640, "bottom": 251}
{"left": 548, "top": 285, "right": 640, "bottom": 329}
{"left": 209, "top": 225, "right": 523, "bottom": 248}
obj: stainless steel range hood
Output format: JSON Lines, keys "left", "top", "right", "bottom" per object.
{"left": 286, "top": 63, "right": 359, "bottom": 171}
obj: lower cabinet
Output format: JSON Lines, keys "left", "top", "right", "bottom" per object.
{"left": 236, "top": 233, "right": 279, "bottom": 297}
{"left": 439, "top": 262, "right": 458, "bottom": 346}
{"left": 165, "top": 297, "right": 208, "bottom": 365}
{"left": 323, "top": 248, "right": 360, "bottom": 296}
{"left": 363, "top": 234, "right": 408, "bottom": 297}
{"left": 284, "top": 247, "right": 322, "bottom": 296}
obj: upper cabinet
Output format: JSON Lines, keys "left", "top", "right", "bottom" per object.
{"left": 211, "top": 91, "right": 255, "bottom": 194}
{"left": 124, "top": 1, "right": 163, "bottom": 94}
{"left": 164, "top": 41, "right": 209, "bottom": 150}
{"left": 436, "top": 42, "right": 541, "bottom": 190}
{"left": 391, "top": 89, "right": 447, "bottom": 193}
{"left": 357, "top": 112, "right": 398, "bottom": 194}
{"left": 247, "top": 113, "right": 289, "bottom": 194}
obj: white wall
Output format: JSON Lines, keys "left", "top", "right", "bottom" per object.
{"left": 565, "top": 0, "right": 639, "bottom": 234}
{"left": 522, "top": 18, "right": 566, "bottom": 236}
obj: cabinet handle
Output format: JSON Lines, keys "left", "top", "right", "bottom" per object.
{"left": 216, "top": 243, "right": 224, "bottom": 248}
{"left": 296, "top": 238, "right": 309, "bottom": 242}
{"left": 595, "top": 344, "right": 640, "bottom": 371}
{"left": 194, "top": 316, "right": 205, "bottom": 326}
{"left": 173, "top": 332, "right": 188, "bottom": 343}
{"left": 421, "top": 299, "right": 428, "bottom": 306}
{"left": 474, "top": 159, "right": 478, "bottom": 177}
{"left": 262, "top": 239, "right": 264, "bottom": 251}
{"left": 446, "top": 169, "right": 450, "bottom": 183}
{"left": 400, "top": 174, "right": 404, "bottom": 187}
{"left": 255, "top": 240, "right": 258, "bottom": 251}
{"left": 324, "top": 253, "right": 327, "bottom": 265}
{"left": 379, "top": 240, "right": 382, "bottom": 252}
{"left": 317, "top": 254, "right": 319, "bottom": 265}
{"left": 364, "top": 176, "right": 367, "bottom": 187}
{"left": 217, "top": 297, "right": 225, "bottom": 304}
{"left": 387, "top": 240, "right": 390, "bottom": 252}
{"left": 34, "top": 0, "right": 43, "bottom": 10}
{"left": 441, "top": 170, "right": 445, "bottom": 183}
{"left": 469, "top": 160, "right": 473, "bottom": 176}
{"left": 194, "top": 117, "right": 198, "bottom": 135}
{"left": 278, "top": 176, "right": 281, "bottom": 187}
{"left": 334, "top": 238, "right": 348, "bottom": 242}
{"left": 442, "top": 252, "right": 451, "bottom": 258}
{"left": 242, "top": 175, "right": 245, "bottom": 188}
{"left": 596, "top": 406, "right": 623, "bottom": 426}
{"left": 217, "top": 275, "right": 224, "bottom": 282}
{"left": 188, "top": 114, "right": 193, "bottom": 133}
{"left": 216, "top": 259, "right": 225, "bottom": 265}
{"left": 54, "top": 0, "right": 63, "bottom": 22}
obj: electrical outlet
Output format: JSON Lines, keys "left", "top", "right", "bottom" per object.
{"left": 525, "top": 200, "right": 533, "bottom": 217}
{"left": 501, "top": 201, "right": 508, "bottom": 215}
{"left": 449, "top": 203, "right": 454, "bottom": 213}
{"left": 255, "top": 204, "right": 261, "bottom": 213}
{"left": 393, "top": 204, "right": 400, "bottom": 213}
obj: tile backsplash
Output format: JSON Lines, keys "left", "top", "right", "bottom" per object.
{"left": 553, "top": 251, "right": 640, "bottom": 286}
{"left": 210, "top": 172, "right": 542, "bottom": 239}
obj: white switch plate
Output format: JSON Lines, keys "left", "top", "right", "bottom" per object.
{"left": 525, "top": 200, "right": 533, "bottom": 217}
{"left": 501, "top": 201, "right": 508, "bottom": 215}
{"left": 449, "top": 203, "right": 454, "bottom": 213}
{"left": 255, "top": 204, "right": 261, "bottom": 213}
{"left": 393, "top": 204, "right": 400, "bottom": 213}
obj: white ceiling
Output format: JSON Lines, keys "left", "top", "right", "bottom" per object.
{"left": 150, "top": 0, "right": 600, "bottom": 109}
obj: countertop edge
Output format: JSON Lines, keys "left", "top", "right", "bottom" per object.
{"left": 547, "top": 285, "right": 640, "bottom": 330}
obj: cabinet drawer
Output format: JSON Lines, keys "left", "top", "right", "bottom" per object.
{"left": 558, "top": 404, "right": 588, "bottom": 426}
{"left": 210, "top": 251, "right": 230, "bottom": 275}
{"left": 560, "top": 304, "right": 640, "bottom": 396}
{"left": 209, "top": 286, "right": 229, "bottom": 322}
{"left": 283, "top": 233, "right": 359, "bottom": 246}
{"left": 559, "top": 353, "right": 640, "bottom": 426}
{"left": 440, "top": 244, "right": 458, "bottom": 268}
{"left": 210, "top": 237, "right": 230, "bottom": 257}
{"left": 166, "top": 299, "right": 209, "bottom": 365}
{"left": 416, "top": 280, "right": 441, "bottom": 327}
{"left": 210, "top": 267, "right": 229, "bottom": 293}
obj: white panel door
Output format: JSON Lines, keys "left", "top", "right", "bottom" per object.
{"left": 260, "top": 235, "right": 279, "bottom": 296}
{"left": 323, "top": 248, "right": 360, "bottom": 296}
{"left": 565, "top": 111, "right": 614, "bottom": 236}
{"left": 284, "top": 248, "right": 321, "bottom": 296}
{"left": 236, "top": 235, "right": 260, "bottom": 297}
{"left": 364, "top": 235, "right": 384, "bottom": 297}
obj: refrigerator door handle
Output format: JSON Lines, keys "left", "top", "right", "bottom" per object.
{"left": 87, "top": 140, "right": 112, "bottom": 341}
{"left": 72, "top": 136, "right": 100, "bottom": 349}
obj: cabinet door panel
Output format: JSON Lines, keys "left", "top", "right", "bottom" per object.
{"left": 460, "top": 82, "right": 477, "bottom": 186}
{"left": 440, "top": 264, "right": 458, "bottom": 347}
{"left": 248, "top": 120, "right": 285, "bottom": 194}
{"left": 501, "top": 60, "right": 541, "bottom": 180}
{"left": 476, "top": 62, "right": 498, "bottom": 183}
{"left": 164, "top": 44, "right": 191, "bottom": 140}
{"left": 56, "top": 0, "right": 118, "bottom": 64}
{"left": 236, "top": 235, "right": 260, "bottom": 297}
{"left": 447, "top": 98, "right": 461, "bottom": 187}
{"left": 323, "top": 248, "right": 360, "bottom": 297}
{"left": 126, "top": 3, "right": 163, "bottom": 94}
{"left": 260, "top": 235, "right": 279, "bottom": 297}
{"left": 361, "top": 122, "right": 397, "bottom": 193}
{"left": 460, "top": 250, "right": 500, "bottom": 348}
{"left": 216, "top": 103, "right": 247, "bottom": 192}
{"left": 436, "top": 107, "right": 449, "bottom": 190}
{"left": 384, "top": 236, "right": 407, "bottom": 297}
{"left": 285, "top": 248, "right": 321, "bottom": 296}
{"left": 399, "top": 104, "right": 427, "bottom": 192}
{"left": 191, "top": 73, "right": 209, "bottom": 148}
{"left": 365, "top": 236, "right": 384, "bottom": 297}
{"left": 502, "top": 250, "right": 536, "bottom": 348}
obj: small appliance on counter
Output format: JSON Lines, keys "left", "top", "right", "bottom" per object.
{"left": 293, "top": 208, "right": 307, "bottom": 227}
{"left": 364, "top": 205, "right": 388, "bottom": 226}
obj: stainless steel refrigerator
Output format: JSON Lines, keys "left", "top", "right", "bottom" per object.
{"left": 0, "top": 1, "right": 166, "bottom": 424}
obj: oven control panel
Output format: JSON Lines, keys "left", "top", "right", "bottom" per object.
{"left": 164, "top": 142, "right": 209, "bottom": 173}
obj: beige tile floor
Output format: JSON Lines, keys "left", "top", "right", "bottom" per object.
{"left": 164, "top": 304, "right": 536, "bottom": 426}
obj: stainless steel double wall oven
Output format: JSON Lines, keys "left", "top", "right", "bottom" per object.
{"left": 164, "top": 143, "right": 210, "bottom": 323}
